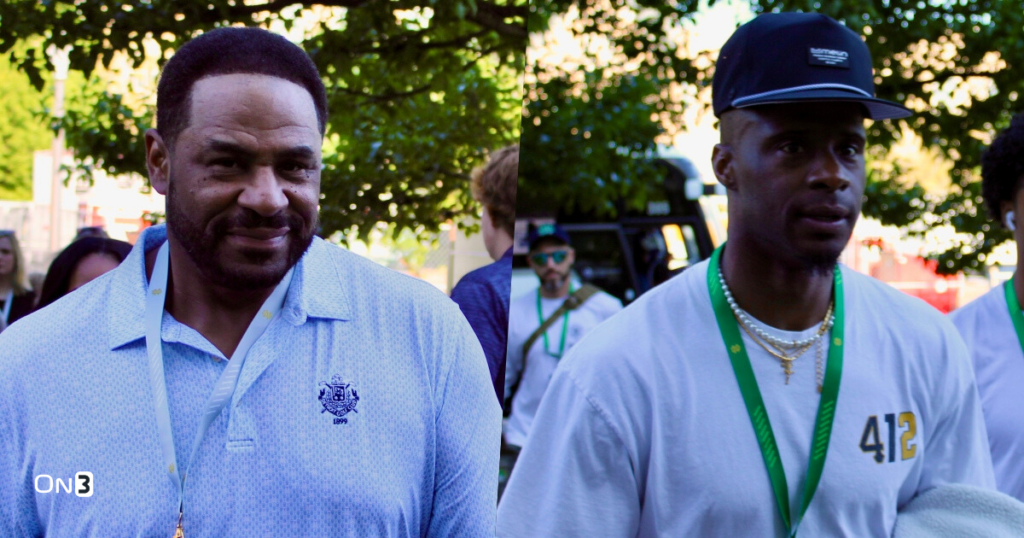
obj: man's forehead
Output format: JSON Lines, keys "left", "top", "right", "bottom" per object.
{"left": 531, "top": 240, "right": 569, "bottom": 253}
{"left": 746, "top": 103, "right": 866, "bottom": 131}
{"left": 173, "top": 74, "right": 321, "bottom": 153}
{"left": 186, "top": 74, "right": 320, "bottom": 129}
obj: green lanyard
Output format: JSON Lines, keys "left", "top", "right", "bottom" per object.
{"left": 1003, "top": 276, "right": 1024, "bottom": 354}
{"left": 707, "top": 245, "right": 844, "bottom": 537}
{"left": 536, "top": 283, "right": 573, "bottom": 358}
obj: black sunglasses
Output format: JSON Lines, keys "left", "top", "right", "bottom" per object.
{"left": 530, "top": 250, "right": 569, "bottom": 266}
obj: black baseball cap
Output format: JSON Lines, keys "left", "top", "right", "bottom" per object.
{"left": 712, "top": 12, "right": 911, "bottom": 120}
{"left": 527, "top": 223, "right": 571, "bottom": 250}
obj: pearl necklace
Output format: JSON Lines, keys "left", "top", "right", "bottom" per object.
{"left": 718, "top": 265, "right": 834, "bottom": 390}
{"left": 718, "top": 267, "right": 834, "bottom": 348}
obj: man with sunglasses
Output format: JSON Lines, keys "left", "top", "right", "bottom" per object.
{"left": 503, "top": 224, "right": 621, "bottom": 451}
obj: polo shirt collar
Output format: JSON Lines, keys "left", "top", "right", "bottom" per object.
{"left": 107, "top": 224, "right": 351, "bottom": 350}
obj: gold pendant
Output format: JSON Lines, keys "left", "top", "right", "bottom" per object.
{"left": 781, "top": 357, "right": 794, "bottom": 384}
{"left": 173, "top": 524, "right": 184, "bottom": 538}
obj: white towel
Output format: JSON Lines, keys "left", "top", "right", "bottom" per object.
{"left": 894, "top": 484, "right": 1024, "bottom": 538}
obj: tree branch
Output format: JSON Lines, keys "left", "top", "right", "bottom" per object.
{"left": 467, "top": 1, "right": 527, "bottom": 39}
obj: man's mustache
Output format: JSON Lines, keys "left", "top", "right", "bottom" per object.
{"left": 214, "top": 210, "right": 304, "bottom": 235}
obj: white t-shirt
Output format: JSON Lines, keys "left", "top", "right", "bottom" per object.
{"left": 497, "top": 260, "right": 995, "bottom": 537}
{"left": 950, "top": 282, "right": 1024, "bottom": 501}
{"left": 504, "top": 283, "right": 622, "bottom": 447}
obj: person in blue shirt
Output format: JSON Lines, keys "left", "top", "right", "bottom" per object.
{"left": 451, "top": 145, "right": 517, "bottom": 404}
{"left": 0, "top": 27, "right": 499, "bottom": 537}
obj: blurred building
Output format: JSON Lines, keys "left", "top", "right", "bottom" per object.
{"left": 0, "top": 149, "right": 162, "bottom": 274}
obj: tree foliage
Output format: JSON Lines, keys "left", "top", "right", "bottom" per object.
{"left": 524, "top": 0, "right": 1024, "bottom": 274}
{"left": 0, "top": 53, "right": 51, "bottom": 200}
{"left": 0, "top": 0, "right": 526, "bottom": 240}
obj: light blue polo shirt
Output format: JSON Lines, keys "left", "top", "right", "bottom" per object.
{"left": 0, "top": 225, "right": 500, "bottom": 537}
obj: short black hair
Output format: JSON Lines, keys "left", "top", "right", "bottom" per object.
{"left": 156, "top": 27, "right": 328, "bottom": 145}
{"left": 982, "top": 112, "right": 1024, "bottom": 223}
{"left": 36, "top": 237, "right": 133, "bottom": 311}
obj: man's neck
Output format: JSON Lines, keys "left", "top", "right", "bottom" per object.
{"left": 539, "top": 280, "right": 571, "bottom": 300}
{"left": 721, "top": 238, "right": 835, "bottom": 331}
{"left": 488, "top": 231, "right": 514, "bottom": 261}
{"left": 145, "top": 238, "right": 277, "bottom": 358}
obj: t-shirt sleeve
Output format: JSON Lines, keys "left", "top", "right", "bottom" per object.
{"left": 497, "top": 367, "right": 641, "bottom": 536}
{"left": 915, "top": 326, "right": 996, "bottom": 495}
{"left": 427, "top": 301, "right": 502, "bottom": 537}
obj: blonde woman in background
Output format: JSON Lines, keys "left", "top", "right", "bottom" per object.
{"left": 0, "top": 230, "right": 35, "bottom": 331}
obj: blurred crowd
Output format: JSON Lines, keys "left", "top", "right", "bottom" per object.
{"left": 0, "top": 227, "right": 131, "bottom": 331}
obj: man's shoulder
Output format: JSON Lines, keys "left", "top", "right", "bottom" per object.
{"left": 556, "top": 270, "right": 701, "bottom": 380}
{"left": 509, "top": 287, "right": 537, "bottom": 311}
{"left": 843, "top": 266, "right": 951, "bottom": 328}
{"left": 0, "top": 278, "right": 110, "bottom": 377}
{"left": 451, "top": 260, "right": 510, "bottom": 300}
{"left": 842, "top": 267, "right": 970, "bottom": 374}
{"left": 311, "top": 238, "right": 455, "bottom": 310}
{"left": 949, "top": 282, "right": 1004, "bottom": 329}
{"left": 458, "top": 258, "right": 511, "bottom": 286}
{"left": 584, "top": 288, "right": 623, "bottom": 313}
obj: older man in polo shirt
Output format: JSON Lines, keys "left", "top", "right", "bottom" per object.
{"left": 0, "top": 27, "right": 499, "bottom": 537}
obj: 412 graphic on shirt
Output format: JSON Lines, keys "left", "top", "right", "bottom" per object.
{"left": 859, "top": 412, "right": 918, "bottom": 464}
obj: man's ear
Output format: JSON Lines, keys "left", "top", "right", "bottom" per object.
{"left": 712, "top": 144, "right": 737, "bottom": 192}
{"left": 145, "top": 129, "right": 171, "bottom": 195}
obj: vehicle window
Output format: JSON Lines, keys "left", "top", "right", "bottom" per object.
{"left": 662, "top": 224, "right": 702, "bottom": 270}
{"left": 565, "top": 228, "right": 634, "bottom": 303}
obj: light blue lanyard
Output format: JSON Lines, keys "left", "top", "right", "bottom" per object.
{"left": 145, "top": 241, "right": 292, "bottom": 532}
{"left": 1, "top": 289, "right": 12, "bottom": 325}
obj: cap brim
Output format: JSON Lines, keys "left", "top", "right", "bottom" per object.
{"left": 734, "top": 88, "right": 911, "bottom": 120}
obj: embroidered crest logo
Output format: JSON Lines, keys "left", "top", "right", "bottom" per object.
{"left": 318, "top": 375, "right": 359, "bottom": 424}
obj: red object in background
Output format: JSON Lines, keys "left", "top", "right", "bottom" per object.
{"left": 869, "top": 252, "right": 958, "bottom": 313}
{"left": 89, "top": 206, "right": 106, "bottom": 228}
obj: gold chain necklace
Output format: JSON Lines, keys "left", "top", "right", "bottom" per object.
{"left": 733, "top": 300, "right": 834, "bottom": 385}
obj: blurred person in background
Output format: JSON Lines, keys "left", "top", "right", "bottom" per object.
{"left": 451, "top": 145, "right": 518, "bottom": 405}
{"left": 951, "top": 112, "right": 1024, "bottom": 502}
{"left": 502, "top": 223, "right": 621, "bottom": 449}
{"left": 0, "top": 230, "right": 35, "bottom": 331}
{"left": 35, "top": 237, "right": 132, "bottom": 311}
{"left": 74, "top": 226, "right": 109, "bottom": 241}
{"left": 26, "top": 273, "right": 44, "bottom": 307}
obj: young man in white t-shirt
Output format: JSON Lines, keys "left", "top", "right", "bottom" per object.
{"left": 950, "top": 113, "right": 1024, "bottom": 502}
{"left": 497, "top": 13, "right": 995, "bottom": 537}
